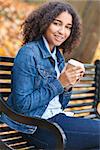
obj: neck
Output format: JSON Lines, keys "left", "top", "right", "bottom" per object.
{"left": 42, "top": 36, "right": 55, "bottom": 53}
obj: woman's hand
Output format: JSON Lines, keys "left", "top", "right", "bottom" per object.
{"left": 59, "top": 64, "right": 85, "bottom": 88}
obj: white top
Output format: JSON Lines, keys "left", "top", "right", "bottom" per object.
{"left": 42, "top": 36, "right": 74, "bottom": 119}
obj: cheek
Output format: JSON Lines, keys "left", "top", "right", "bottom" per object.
{"left": 45, "top": 28, "right": 54, "bottom": 38}
{"left": 49, "top": 25, "right": 59, "bottom": 34}
{"left": 65, "top": 30, "right": 71, "bottom": 39}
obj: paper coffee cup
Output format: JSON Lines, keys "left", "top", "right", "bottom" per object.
{"left": 67, "top": 59, "right": 85, "bottom": 72}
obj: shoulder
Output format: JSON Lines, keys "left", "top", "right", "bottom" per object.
{"left": 19, "top": 41, "right": 39, "bottom": 55}
{"left": 16, "top": 41, "right": 41, "bottom": 59}
{"left": 14, "top": 41, "right": 40, "bottom": 65}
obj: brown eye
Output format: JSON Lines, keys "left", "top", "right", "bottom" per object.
{"left": 53, "top": 22, "right": 58, "bottom": 25}
{"left": 53, "top": 22, "right": 61, "bottom": 26}
{"left": 65, "top": 26, "right": 72, "bottom": 30}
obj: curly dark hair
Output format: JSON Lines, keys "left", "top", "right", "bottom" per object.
{"left": 22, "top": 0, "right": 82, "bottom": 53}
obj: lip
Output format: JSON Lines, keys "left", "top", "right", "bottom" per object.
{"left": 54, "top": 35, "right": 64, "bottom": 42}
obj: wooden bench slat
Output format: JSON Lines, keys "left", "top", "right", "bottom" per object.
{"left": 67, "top": 102, "right": 94, "bottom": 108}
{"left": 80, "top": 77, "right": 94, "bottom": 81}
{"left": 0, "top": 74, "right": 11, "bottom": 79}
{"left": 84, "top": 114, "right": 97, "bottom": 119}
{"left": 85, "top": 70, "right": 95, "bottom": 75}
{"left": 73, "top": 83, "right": 95, "bottom": 87}
{"left": 8, "top": 138, "right": 36, "bottom": 149}
{"left": 73, "top": 108, "right": 96, "bottom": 114}
{"left": 2, "top": 136, "right": 23, "bottom": 143}
{"left": 0, "top": 57, "right": 14, "bottom": 63}
{"left": 0, "top": 126, "right": 15, "bottom": 132}
{"left": 84, "top": 64, "right": 95, "bottom": 68}
{"left": 0, "top": 83, "right": 11, "bottom": 88}
{"left": 1, "top": 135, "right": 36, "bottom": 150}
{"left": 0, "top": 132, "right": 22, "bottom": 139}
{"left": 18, "top": 145, "right": 36, "bottom": 150}
{"left": 0, "top": 92, "right": 11, "bottom": 97}
{"left": 72, "top": 89, "right": 95, "bottom": 94}
{"left": 0, "top": 65, "right": 13, "bottom": 71}
{"left": 5, "top": 138, "right": 27, "bottom": 146}
{"left": 71, "top": 95, "right": 95, "bottom": 100}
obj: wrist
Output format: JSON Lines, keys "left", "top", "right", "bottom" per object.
{"left": 64, "top": 85, "right": 72, "bottom": 92}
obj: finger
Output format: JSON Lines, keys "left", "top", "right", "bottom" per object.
{"left": 73, "top": 66, "right": 85, "bottom": 73}
{"left": 80, "top": 72, "right": 84, "bottom": 77}
{"left": 66, "top": 73, "right": 81, "bottom": 82}
{"left": 67, "top": 68, "right": 82, "bottom": 74}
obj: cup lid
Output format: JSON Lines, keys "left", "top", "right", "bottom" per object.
{"left": 68, "top": 59, "right": 84, "bottom": 69}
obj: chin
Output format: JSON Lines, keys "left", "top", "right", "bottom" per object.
{"left": 56, "top": 43, "right": 63, "bottom": 46}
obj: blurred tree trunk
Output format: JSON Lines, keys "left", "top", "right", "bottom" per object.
{"left": 65, "top": 0, "right": 100, "bottom": 63}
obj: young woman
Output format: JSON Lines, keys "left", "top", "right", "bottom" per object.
{"left": 0, "top": 1, "right": 100, "bottom": 149}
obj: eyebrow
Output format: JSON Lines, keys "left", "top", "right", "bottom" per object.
{"left": 54, "top": 19, "right": 72, "bottom": 26}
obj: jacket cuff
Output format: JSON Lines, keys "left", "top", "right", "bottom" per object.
{"left": 50, "top": 79, "right": 64, "bottom": 95}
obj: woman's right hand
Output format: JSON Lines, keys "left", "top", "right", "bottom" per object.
{"left": 59, "top": 64, "right": 84, "bottom": 88}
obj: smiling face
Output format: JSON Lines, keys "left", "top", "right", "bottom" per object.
{"left": 44, "top": 11, "right": 72, "bottom": 51}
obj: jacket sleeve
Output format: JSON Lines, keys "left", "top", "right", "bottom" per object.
{"left": 59, "top": 90, "right": 72, "bottom": 110}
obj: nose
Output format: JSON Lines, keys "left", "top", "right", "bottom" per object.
{"left": 58, "top": 26, "right": 65, "bottom": 35}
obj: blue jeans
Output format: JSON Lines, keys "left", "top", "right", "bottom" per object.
{"left": 22, "top": 113, "right": 100, "bottom": 150}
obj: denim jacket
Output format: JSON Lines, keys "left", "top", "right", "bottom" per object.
{"left": 0, "top": 37, "right": 72, "bottom": 134}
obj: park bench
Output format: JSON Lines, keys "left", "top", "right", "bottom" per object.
{"left": 0, "top": 56, "right": 100, "bottom": 150}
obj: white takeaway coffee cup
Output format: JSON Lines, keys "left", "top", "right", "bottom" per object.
{"left": 67, "top": 59, "right": 85, "bottom": 72}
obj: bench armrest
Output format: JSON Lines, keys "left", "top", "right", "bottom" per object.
{"left": 0, "top": 97, "right": 66, "bottom": 150}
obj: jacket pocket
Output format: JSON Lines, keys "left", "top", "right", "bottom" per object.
{"left": 37, "top": 65, "right": 54, "bottom": 79}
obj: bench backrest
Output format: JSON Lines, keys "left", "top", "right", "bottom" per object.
{"left": 0, "top": 56, "right": 100, "bottom": 119}
{"left": 0, "top": 57, "right": 14, "bottom": 98}
{"left": 67, "top": 61, "right": 100, "bottom": 119}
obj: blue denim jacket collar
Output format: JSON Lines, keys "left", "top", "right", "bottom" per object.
{"left": 36, "top": 37, "right": 51, "bottom": 59}
{"left": 36, "top": 37, "right": 65, "bottom": 72}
